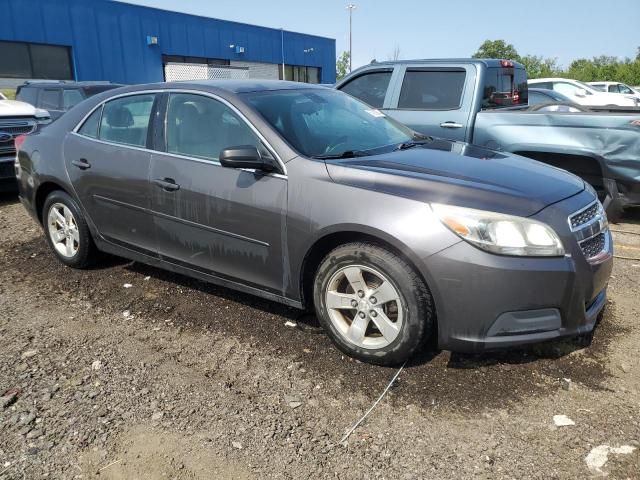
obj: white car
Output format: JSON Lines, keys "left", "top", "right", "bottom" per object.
{"left": 587, "top": 81, "right": 640, "bottom": 101}
{"left": 0, "top": 98, "right": 51, "bottom": 190}
{"left": 528, "top": 78, "right": 639, "bottom": 107}
{"left": 0, "top": 92, "right": 7, "bottom": 100}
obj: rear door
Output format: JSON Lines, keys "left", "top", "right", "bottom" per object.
{"left": 64, "top": 93, "right": 158, "bottom": 255}
{"left": 149, "top": 91, "right": 288, "bottom": 293}
{"left": 384, "top": 65, "right": 476, "bottom": 141}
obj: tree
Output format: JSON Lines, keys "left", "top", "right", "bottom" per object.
{"left": 472, "top": 39, "right": 520, "bottom": 61}
{"left": 387, "top": 45, "right": 401, "bottom": 61}
{"left": 336, "top": 51, "right": 350, "bottom": 81}
{"left": 520, "top": 55, "right": 560, "bottom": 79}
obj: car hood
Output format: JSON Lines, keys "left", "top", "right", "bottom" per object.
{"left": 0, "top": 99, "right": 48, "bottom": 118}
{"left": 324, "top": 140, "right": 585, "bottom": 217}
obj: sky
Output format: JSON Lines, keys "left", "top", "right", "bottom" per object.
{"left": 122, "top": 0, "right": 639, "bottom": 69}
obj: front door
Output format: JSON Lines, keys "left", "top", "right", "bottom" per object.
{"left": 64, "top": 93, "right": 158, "bottom": 254}
{"left": 150, "top": 92, "right": 288, "bottom": 294}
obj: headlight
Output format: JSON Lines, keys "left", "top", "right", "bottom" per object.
{"left": 432, "top": 204, "right": 565, "bottom": 257}
{"left": 36, "top": 116, "right": 51, "bottom": 126}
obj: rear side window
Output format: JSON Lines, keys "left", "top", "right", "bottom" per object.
{"left": 17, "top": 86, "right": 37, "bottom": 105}
{"left": 78, "top": 107, "right": 102, "bottom": 139}
{"left": 39, "top": 89, "right": 60, "bottom": 110}
{"left": 481, "top": 67, "right": 528, "bottom": 109}
{"left": 63, "top": 89, "right": 84, "bottom": 110}
{"left": 340, "top": 71, "right": 392, "bottom": 108}
{"left": 398, "top": 70, "right": 466, "bottom": 110}
{"left": 99, "top": 95, "right": 155, "bottom": 147}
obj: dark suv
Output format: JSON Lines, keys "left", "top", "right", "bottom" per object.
{"left": 16, "top": 81, "right": 122, "bottom": 120}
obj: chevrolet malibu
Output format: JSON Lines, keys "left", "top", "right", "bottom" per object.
{"left": 16, "top": 81, "right": 613, "bottom": 365}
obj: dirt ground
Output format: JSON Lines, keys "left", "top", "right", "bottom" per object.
{"left": 0, "top": 192, "right": 639, "bottom": 479}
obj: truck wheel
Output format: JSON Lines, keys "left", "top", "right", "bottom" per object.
{"left": 313, "top": 242, "right": 434, "bottom": 366}
{"left": 603, "top": 194, "right": 623, "bottom": 224}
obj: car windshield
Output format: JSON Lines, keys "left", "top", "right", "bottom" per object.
{"left": 242, "top": 88, "right": 415, "bottom": 158}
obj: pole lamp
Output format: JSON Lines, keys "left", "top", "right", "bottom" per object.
{"left": 346, "top": 4, "right": 356, "bottom": 72}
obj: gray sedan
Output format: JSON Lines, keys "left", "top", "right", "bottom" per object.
{"left": 16, "top": 81, "right": 612, "bottom": 365}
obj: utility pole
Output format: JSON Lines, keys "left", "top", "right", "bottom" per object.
{"left": 346, "top": 4, "right": 356, "bottom": 72}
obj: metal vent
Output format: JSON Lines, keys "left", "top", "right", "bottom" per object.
{"left": 569, "top": 202, "right": 599, "bottom": 230}
{"left": 580, "top": 232, "right": 606, "bottom": 259}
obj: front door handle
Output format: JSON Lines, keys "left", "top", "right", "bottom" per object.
{"left": 440, "top": 122, "right": 463, "bottom": 129}
{"left": 71, "top": 158, "right": 91, "bottom": 170}
{"left": 154, "top": 178, "right": 180, "bottom": 192}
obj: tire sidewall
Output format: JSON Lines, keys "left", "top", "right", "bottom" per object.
{"left": 313, "top": 244, "right": 430, "bottom": 365}
{"left": 42, "top": 191, "right": 93, "bottom": 268}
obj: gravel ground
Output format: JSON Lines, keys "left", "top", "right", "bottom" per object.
{"left": 0, "top": 193, "right": 639, "bottom": 479}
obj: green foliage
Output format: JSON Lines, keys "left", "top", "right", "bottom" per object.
{"left": 336, "top": 51, "right": 350, "bottom": 81}
{"left": 473, "top": 39, "right": 640, "bottom": 84}
{"left": 472, "top": 40, "right": 521, "bottom": 62}
{"left": 1, "top": 89, "right": 16, "bottom": 100}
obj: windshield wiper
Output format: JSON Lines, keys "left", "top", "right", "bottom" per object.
{"left": 394, "top": 138, "right": 434, "bottom": 151}
{"left": 311, "top": 150, "right": 367, "bottom": 160}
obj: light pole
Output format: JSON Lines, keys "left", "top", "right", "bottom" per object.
{"left": 346, "top": 4, "right": 356, "bottom": 72}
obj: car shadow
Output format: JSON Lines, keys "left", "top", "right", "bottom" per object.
{"left": 620, "top": 206, "right": 640, "bottom": 225}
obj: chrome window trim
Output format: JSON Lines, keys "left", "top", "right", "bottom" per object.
{"left": 71, "top": 88, "right": 287, "bottom": 177}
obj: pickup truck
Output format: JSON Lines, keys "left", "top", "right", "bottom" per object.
{"left": 0, "top": 98, "right": 51, "bottom": 191}
{"left": 335, "top": 59, "right": 640, "bottom": 221}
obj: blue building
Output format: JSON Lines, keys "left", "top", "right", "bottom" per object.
{"left": 0, "top": 0, "right": 336, "bottom": 86}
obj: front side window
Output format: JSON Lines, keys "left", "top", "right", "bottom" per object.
{"left": 553, "top": 82, "right": 583, "bottom": 97}
{"left": 63, "top": 89, "right": 85, "bottom": 110}
{"left": 618, "top": 84, "right": 633, "bottom": 94}
{"left": 99, "top": 94, "right": 155, "bottom": 147}
{"left": 78, "top": 107, "right": 102, "bottom": 138}
{"left": 166, "top": 93, "right": 259, "bottom": 161}
{"left": 340, "top": 71, "right": 392, "bottom": 108}
{"left": 398, "top": 70, "right": 466, "bottom": 110}
{"left": 243, "top": 88, "right": 414, "bottom": 158}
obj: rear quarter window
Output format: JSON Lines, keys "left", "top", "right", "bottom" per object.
{"left": 397, "top": 70, "right": 466, "bottom": 110}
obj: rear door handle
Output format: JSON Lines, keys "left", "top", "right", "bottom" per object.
{"left": 71, "top": 158, "right": 91, "bottom": 170}
{"left": 154, "top": 177, "right": 180, "bottom": 192}
{"left": 440, "top": 122, "right": 463, "bottom": 129}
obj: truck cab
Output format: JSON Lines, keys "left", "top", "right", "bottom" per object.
{"left": 337, "top": 59, "right": 527, "bottom": 143}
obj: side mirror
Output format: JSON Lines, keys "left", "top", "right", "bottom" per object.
{"left": 219, "top": 146, "right": 273, "bottom": 172}
{"left": 575, "top": 88, "right": 587, "bottom": 97}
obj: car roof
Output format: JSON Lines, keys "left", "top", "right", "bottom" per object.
{"left": 20, "top": 80, "right": 121, "bottom": 87}
{"left": 117, "top": 80, "right": 329, "bottom": 95}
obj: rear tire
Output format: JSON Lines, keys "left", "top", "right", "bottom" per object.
{"left": 313, "top": 242, "right": 434, "bottom": 366}
{"left": 42, "top": 191, "right": 97, "bottom": 268}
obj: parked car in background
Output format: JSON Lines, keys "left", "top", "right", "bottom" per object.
{"left": 0, "top": 98, "right": 50, "bottom": 190}
{"left": 16, "top": 81, "right": 123, "bottom": 120}
{"left": 587, "top": 81, "right": 640, "bottom": 102}
{"left": 528, "top": 78, "right": 639, "bottom": 107}
{"left": 527, "top": 88, "right": 585, "bottom": 112}
{"left": 15, "top": 80, "right": 612, "bottom": 365}
{"left": 336, "top": 59, "right": 640, "bottom": 221}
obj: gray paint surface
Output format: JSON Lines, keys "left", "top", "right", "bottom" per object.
{"left": 17, "top": 80, "right": 612, "bottom": 353}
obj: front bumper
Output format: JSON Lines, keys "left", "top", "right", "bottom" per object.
{"left": 424, "top": 190, "right": 613, "bottom": 353}
{"left": 0, "top": 157, "right": 17, "bottom": 191}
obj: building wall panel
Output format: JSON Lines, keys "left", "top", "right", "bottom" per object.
{"left": 0, "top": 0, "right": 336, "bottom": 84}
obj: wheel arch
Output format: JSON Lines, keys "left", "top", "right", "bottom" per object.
{"left": 299, "top": 226, "right": 434, "bottom": 311}
{"left": 35, "top": 181, "right": 72, "bottom": 224}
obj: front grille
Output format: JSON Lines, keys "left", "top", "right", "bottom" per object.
{"left": 569, "top": 202, "right": 599, "bottom": 230}
{"left": 0, "top": 144, "right": 15, "bottom": 156}
{"left": 0, "top": 120, "right": 36, "bottom": 136}
{"left": 580, "top": 232, "right": 606, "bottom": 259}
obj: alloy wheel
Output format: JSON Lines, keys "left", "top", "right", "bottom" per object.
{"left": 325, "top": 265, "right": 404, "bottom": 349}
{"left": 47, "top": 202, "right": 80, "bottom": 258}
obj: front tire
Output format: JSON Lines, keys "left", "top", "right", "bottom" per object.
{"left": 43, "top": 191, "right": 97, "bottom": 268}
{"left": 313, "top": 242, "right": 434, "bottom": 366}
